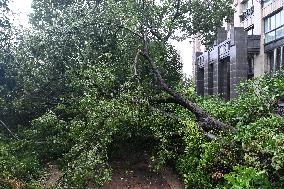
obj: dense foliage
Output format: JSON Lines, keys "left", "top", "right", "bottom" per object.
{"left": 1, "top": 0, "right": 284, "bottom": 188}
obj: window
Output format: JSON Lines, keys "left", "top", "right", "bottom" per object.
{"left": 267, "top": 51, "right": 274, "bottom": 72}
{"left": 240, "top": 0, "right": 254, "bottom": 21}
{"left": 247, "top": 27, "right": 254, "bottom": 35}
{"left": 262, "top": 0, "right": 273, "bottom": 7}
{"left": 264, "top": 10, "right": 284, "bottom": 43}
{"left": 265, "top": 31, "right": 276, "bottom": 43}
{"left": 276, "top": 11, "right": 282, "bottom": 28}
{"left": 243, "top": 0, "right": 253, "bottom": 10}
{"left": 276, "top": 26, "right": 284, "bottom": 39}
{"left": 248, "top": 57, "right": 254, "bottom": 79}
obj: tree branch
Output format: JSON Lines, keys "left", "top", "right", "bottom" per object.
{"left": 163, "top": 0, "right": 182, "bottom": 41}
{"left": 149, "top": 97, "right": 178, "bottom": 104}
{"left": 0, "top": 120, "right": 19, "bottom": 140}
{"left": 133, "top": 49, "right": 141, "bottom": 77}
{"left": 151, "top": 106, "right": 218, "bottom": 140}
{"left": 141, "top": 34, "right": 235, "bottom": 133}
{"left": 116, "top": 24, "right": 143, "bottom": 39}
{"left": 149, "top": 28, "right": 163, "bottom": 40}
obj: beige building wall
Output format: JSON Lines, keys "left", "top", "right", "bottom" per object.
{"left": 233, "top": 0, "right": 266, "bottom": 77}
{"left": 262, "top": 0, "right": 284, "bottom": 73}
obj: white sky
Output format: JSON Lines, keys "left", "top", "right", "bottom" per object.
{"left": 10, "top": 0, "right": 192, "bottom": 76}
{"left": 10, "top": 0, "right": 33, "bottom": 27}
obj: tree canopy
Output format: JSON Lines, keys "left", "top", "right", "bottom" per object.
{"left": 1, "top": 0, "right": 284, "bottom": 188}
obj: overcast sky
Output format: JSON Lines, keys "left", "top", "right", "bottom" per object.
{"left": 10, "top": 0, "right": 192, "bottom": 76}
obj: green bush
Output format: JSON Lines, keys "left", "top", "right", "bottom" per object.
{"left": 222, "top": 166, "right": 271, "bottom": 189}
{"left": 173, "top": 74, "right": 284, "bottom": 188}
{"left": 0, "top": 135, "right": 41, "bottom": 185}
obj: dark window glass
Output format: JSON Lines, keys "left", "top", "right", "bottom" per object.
{"left": 248, "top": 57, "right": 254, "bottom": 79}
{"left": 267, "top": 51, "right": 274, "bottom": 72}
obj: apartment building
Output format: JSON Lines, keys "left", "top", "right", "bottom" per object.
{"left": 194, "top": 0, "right": 284, "bottom": 99}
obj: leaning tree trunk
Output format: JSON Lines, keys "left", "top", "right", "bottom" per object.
{"left": 141, "top": 35, "right": 235, "bottom": 133}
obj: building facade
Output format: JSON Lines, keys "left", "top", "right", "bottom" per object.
{"left": 193, "top": 0, "right": 284, "bottom": 99}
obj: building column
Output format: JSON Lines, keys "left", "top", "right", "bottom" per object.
{"left": 230, "top": 27, "right": 248, "bottom": 98}
{"left": 218, "top": 58, "right": 230, "bottom": 100}
{"left": 273, "top": 48, "right": 277, "bottom": 72}
{"left": 203, "top": 52, "right": 209, "bottom": 96}
{"left": 208, "top": 63, "right": 214, "bottom": 95}
{"left": 216, "top": 27, "right": 228, "bottom": 44}
{"left": 196, "top": 67, "right": 204, "bottom": 96}
{"left": 195, "top": 52, "right": 204, "bottom": 96}
{"left": 212, "top": 48, "right": 220, "bottom": 95}
{"left": 281, "top": 46, "right": 284, "bottom": 70}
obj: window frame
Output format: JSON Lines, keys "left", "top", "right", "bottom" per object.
{"left": 243, "top": 0, "right": 253, "bottom": 10}
{"left": 262, "top": 0, "right": 273, "bottom": 7}
{"left": 264, "top": 10, "right": 284, "bottom": 44}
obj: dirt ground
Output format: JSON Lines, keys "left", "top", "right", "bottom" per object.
{"left": 99, "top": 143, "right": 184, "bottom": 189}
{"left": 43, "top": 140, "right": 184, "bottom": 189}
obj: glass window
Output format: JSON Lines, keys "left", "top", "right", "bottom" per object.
{"left": 276, "top": 12, "right": 282, "bottom": 28}
{"left": 265, "top": 18, "right": 270, "bottom": 33}
{"left": 265, "top": 31, "right": 275, "bottom": 43}
{"left": 271, "top": 15, "right": 276, "bottom": 30}
{"left": 263, "top": 0, "right": 272, "bottom": 7}
{"left": 243, "top": 0, "right": 253, "bottom": 10}
{"left": 243, "top": 2, "right": 247, "bottom": 10}
{"left": 276, "top": 26, "right": 284, "bottom": 39}
{"left": 248, "top": 0, "right": 253, "bottom": 8}
{"left": 264, "top": 10, "right": 284, "bottom": 43}
{"left": 281, "top": 11, "right": 284, "bottom": 25}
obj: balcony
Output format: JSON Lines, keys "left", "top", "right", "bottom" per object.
{"left": 247, "top": 35, "right": 261, "bottom": 54}
{"left": 218, "top": 39, "right": 230, "bottom": 59}
{"left": 197, "top": 55, "right": 205, "bottom": 68}
{"left": 209, "top": 46, "right": 218, "bottom": 64}
{"left": 240, "top": 6, "right": 254, "bottom": 21}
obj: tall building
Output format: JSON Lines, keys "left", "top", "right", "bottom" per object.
{"left": 193, "top": 0, "right": 284, "bottom": 99}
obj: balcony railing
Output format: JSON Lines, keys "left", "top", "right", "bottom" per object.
{"left": 240, "top": 6, "right": 254, "bottom": 21}
{"left": 209, "top": 46, "right": 218, "bottom": 64}
{"left": 218, "top": 39, "right": 230, "bottom": 59}
{"left": 197, "top": 55, "right": 205, "bottom": 68}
